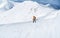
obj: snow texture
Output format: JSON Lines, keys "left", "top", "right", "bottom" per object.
{"left": 0, "top": 1, "right": 55, "bottom": 24}
{"left": 8, "top": 0, "right": 60, "bottom": 9}
{"left": 0, "top": 1, "right": 60, "bottom": 38}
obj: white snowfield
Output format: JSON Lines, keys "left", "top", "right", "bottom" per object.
{"left": 0, "top": 0, "right": 7, "bottom": 8}
{"left": 0, "top": 1, "right": 60, "bottom": 38}
{"left": 0, "top": 1, "right": 56, "bottom": 24}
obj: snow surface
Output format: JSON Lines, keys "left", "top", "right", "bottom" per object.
{"left": 0, "top": 1, "right": 60, "bottom": 38}
{"left": 0, "top": 1, "right": 55, "bottom": 24}
{"left": 32, "top": 0, "right": 60, "bottom": 9}
{"left": 0, "top": 0, "right": 14, "bottom": 12}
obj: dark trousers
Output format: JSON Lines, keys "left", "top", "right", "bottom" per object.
{"left": 33, "top": 19, "right": 36, "bottom": 23}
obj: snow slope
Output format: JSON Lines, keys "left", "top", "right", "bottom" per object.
{"left": 0, "top": 1, "right": 60, "bottom": 38}
{"left": 0, "top": 0, "right": 14, "bottom": 12}
{"left": 32, "top": 0, "right": 60, "bottom": 9}
{"left": 0, "top": 10, "right": 60, "bottom": 38}
{"left": 0, "top": 1, "right": 55, "bottom": 24}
